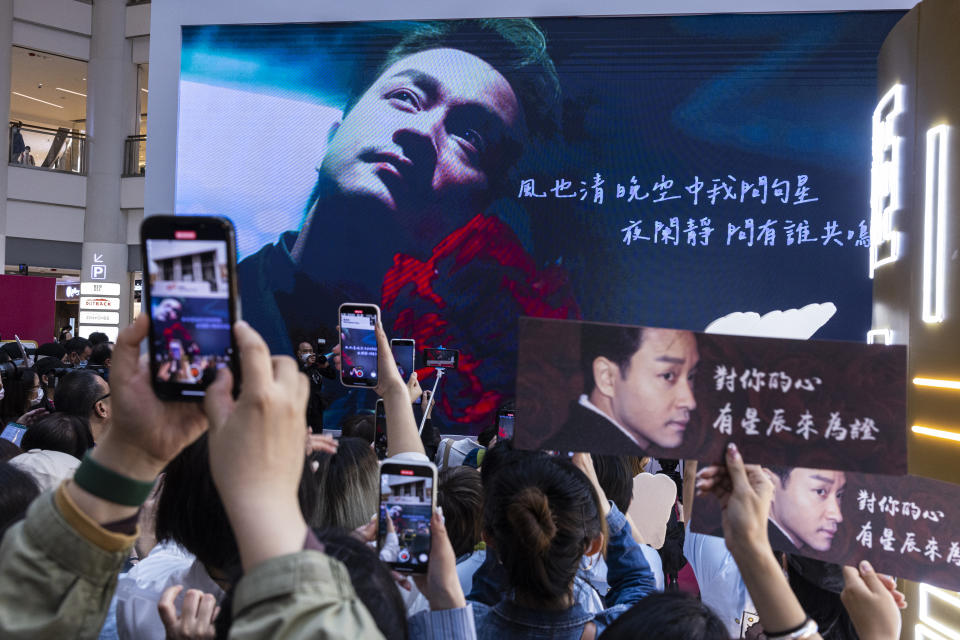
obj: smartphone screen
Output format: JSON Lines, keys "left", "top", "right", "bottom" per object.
{"left": 378, "top": 462, "right": 435, "bottom": 573}
{"left": 498, "top": 411, "right": 515, "bottom": 439}
{"left": 390, "top": 339, "right": 415, "bottom": 381}
{"left": 143, "top": 217, "right": 238, "bottom": 400}
{"left": 339, "top": 303, "right": 379, "bottom": 388}
{"left": 423, "top": 347, "right": 459, "bottom": 369}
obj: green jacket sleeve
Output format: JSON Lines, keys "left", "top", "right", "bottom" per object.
{"left": 0, "top": 490, "right": 132, "bottom": 640}
{"left": 230, "top": 550, "right": 385, "bottom": 640}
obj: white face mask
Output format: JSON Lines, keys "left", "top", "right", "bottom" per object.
{"left": 33, "top": 387, "right": 44, "bottom": 404}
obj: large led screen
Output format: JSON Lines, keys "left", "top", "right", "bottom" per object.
{"left": 176, "top": 13, "right": 903, "bottom": 433}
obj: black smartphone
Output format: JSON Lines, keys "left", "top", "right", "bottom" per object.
{"left": 498, "top": 410, "right": 515, "bottom": 439}
{"left": 141, "top": 215, "right": 240, "bottom": 400}
{"left": 378, "top": 460, "right": 437, "bottom": 573}
{"left": 375, "top": 398, "right": 386, "bottom": 443}
{"left": 390, "top": 338, "right": 415, "bottom": 381}
{"left": 423, "top": 347, "right": 459, "bottom": 369}
{"left": 339, "top": 303, "right": 380, "bottom": 388}
{"left": 374, "top": 398, "right": 388, "bottom": 459}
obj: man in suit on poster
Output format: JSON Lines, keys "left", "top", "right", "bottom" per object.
{"left": 553, "top": 323, "right": 699, "bottom": 455}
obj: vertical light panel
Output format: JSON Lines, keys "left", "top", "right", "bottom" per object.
{"left": 923, "top": 125, "right": 950, "bottom": 323}
{"left": 870, "top": 84, "right": 905, "bottom": 278}
{"left": 918, "top": 584, "right": 960, "bottom": 640}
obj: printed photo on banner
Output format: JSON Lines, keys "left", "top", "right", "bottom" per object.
{"left": 514, "top": 317, "right": 907, "bottom": 474}
{"left": 692, "top": 471, "right": 960, "bottom": 593}
{"left": 175, "top": 12, "right": 903, "bottom": 433}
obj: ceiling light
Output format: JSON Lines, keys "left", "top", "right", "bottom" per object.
{"left": 11, "top": 91, "right": 64, "bottom": 108}
{"left": 56, "top": 87, "right": 87, "bottom": 97}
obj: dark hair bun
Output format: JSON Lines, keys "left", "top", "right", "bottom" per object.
{"left": 507, "top": 486, "right": 556, "bottom": 553}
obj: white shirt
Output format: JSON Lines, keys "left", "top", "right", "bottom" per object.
{"left": 683, "top": 524, "right": 757, "bottom": 638}
{"left": 115, "top": 541, "right": 225, "bottom": 640}
{"left": 580, "top": 545, "right": 665, "bottom": 597}
{"left": 578, "top": 394, "right": 646, "bottom": 449}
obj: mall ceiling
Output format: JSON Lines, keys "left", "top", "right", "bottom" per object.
{"left": 10, "top": 46, "right": 87, "bottom": 126}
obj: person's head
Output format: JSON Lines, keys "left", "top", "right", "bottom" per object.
{"left": 64, "top": 337, "right": 92, "bottom": 367}
{"left": 156, "top": 434, "right": 241, "bottom": 574}
{"left": 87, "top": 343, "right": 112, "bottom": 369}
{"left": 316, "top": 19, "right": 560, "bottom": 250}
{"left": 309, "top": 437, "right": 379, "bottom": 530}
{"left": 157, "top": 433, "right": 319, "bottom": 577}
{"left": 308, "top": 529, "right": 409, "bottom": 640}
{"left": 20, "top": 412, "right": 93, "bottom": 460}
{"left": 295, "top": 340, "right": 315, "bottom": 359}
{"left": 580, "top": 325, "right": 699, "bottom": 450}
{"left": 764, "top": 465, "right": 846, "bottom": 552}
{"left": 484, "top": 456, "right": 606, "bottom": 606}
{"left": 0, "top": 368, "right": 40, "bottom": 423}
{"left": 591, "top": 455, "right": 633, "bottom": 515}
{"left": 36, "top": 342, "right": 67, "bottom": 362}
{"left": 154, "top": 298, "right": 183, "bottom": 322}
{"left": 54, "top": 370, "right": 111, "bottom": 442}
{"left": 340, "top": 413, "right": 375, "bottom": 444}
{"left": 87, "top": 332, "right": 109, "bottom": 346}
{"left": 59, "top": 327, "right": 73, "bottom": 343}
{"left": 437, "top": 465, "right": 483, "bottom": 557}
{"left": 476, "top": 424, "right": 498, "bottom": 448}
{"left": 598, "top": 592, "right": 729, "bottom": 640}
{"left": 0, "top": 462, "right": 40, "bottom": 540}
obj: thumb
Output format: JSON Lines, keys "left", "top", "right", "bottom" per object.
{"left": 203, "top": 367, "right": 235, "bottom": 431}
{"left": 841, "top": 565, "right": 866, "bottom": 594}
{"left": 857, "top": 560, "right": 885, "bottom": 593}
{"left": 724, "top": 443, "right": 749, "bottom": 491}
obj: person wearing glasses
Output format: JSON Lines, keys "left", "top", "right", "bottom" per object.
{"left": 55, "top": 370, "right": 112, "bottom": 443}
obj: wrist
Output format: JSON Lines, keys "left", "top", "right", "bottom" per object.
{"left": 91, "top": 437, "right": 166, "bottom": 482}
{"left": 431, "top": 591, "right": 467, "bottom": 611}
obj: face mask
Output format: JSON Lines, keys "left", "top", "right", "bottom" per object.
{"left": 300, "top": 353, "right": 313, "bottom": 363}
{"left": 33, "top": 387, "right": 44, "bottom": 404}
{"left": 78, "top": 360, "right": 88, "bottom": 368}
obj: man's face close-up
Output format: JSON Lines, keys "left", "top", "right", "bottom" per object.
{"left": 319, "top": 47, "right": 523, "bottom": 248}
{"left": 608, "top": 328, "right": 699, "bottom": 449}
{"left": 769, "top": 468, "right": 846, "bottom": 552}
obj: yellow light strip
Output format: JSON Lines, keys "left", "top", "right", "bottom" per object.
{"left": 913, "top": 425, "right": 960, "bottom": 443}
{"left": 914, "top": 377, "right": 960, "bottom": 391}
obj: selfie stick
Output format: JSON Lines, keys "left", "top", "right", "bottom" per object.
{"left": 418, "top": 367, "right": 446, "bottom": 435}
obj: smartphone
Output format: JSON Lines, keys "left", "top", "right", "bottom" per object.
{"left": 390, "top": 338, "right": 415, "bottom": 380}
{"left": 374, "top": 398, "right": 388, "bottom": 459}
{"left": 423, "top": 347, "right": 459, "bottom": 369}
{"left": 378, "top": 460, "right": 437, "bottom": 573}
{"left": 339, "top": 303, "right": 380, "bottom": 388}
{"left": 141, "top": 215, "right": 241, "bottom": 400}
{"left": 498, "top": 410, "right": 515, "bottom": 439}
{"left": 375, "top": 398, "right": 386, "bottom": 443}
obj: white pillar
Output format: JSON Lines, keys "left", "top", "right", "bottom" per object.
{"left": 0, "top": 1, "right": 14, "bottom": 269}
{"left": 80, "top": 0, "right": 132, "bottom": 336}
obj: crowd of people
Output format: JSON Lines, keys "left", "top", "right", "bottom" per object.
{"left": 0, "top": 316, "right": 905, "bottom": 640}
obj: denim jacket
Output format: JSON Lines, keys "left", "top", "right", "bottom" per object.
{"left": 469, "top": 503, "right": 655, "bottom": 640}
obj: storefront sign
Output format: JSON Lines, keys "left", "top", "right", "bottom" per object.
{"left": 80, "top": 282, "right": 122, "bottom": 296}
{"left": 79, "top": 311, "right": 120, "bottom": 325}
{"left": 80, "top": 296, "right": 120, "bottom": 311}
